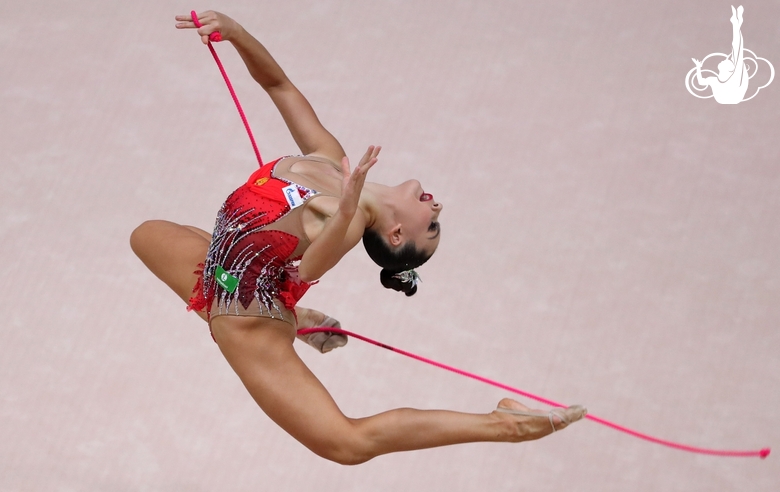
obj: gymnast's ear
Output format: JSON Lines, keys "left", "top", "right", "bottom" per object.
{"left": 388, "top": 225, "right": 403, "bottom": 247}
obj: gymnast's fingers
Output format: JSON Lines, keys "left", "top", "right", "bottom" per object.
{"left": 175, "top": 20, "right": 197, "bottom": 29}
{"left": 174, "top": 12, "right": 206, "bottom": 29}
{"left": 357, "top": 157, "right": 378, "bottom": 175}
{"left": 174, "top": 11, "right": 206, "bottom": 24}
{"left": 197, "top": 24, "right": 219, "bottom": 37}
{"left": 340, "top": 155, "right": 352, "bottom": 179}
{"left": 357, "top": 145, "right": 381, "bottom": 170}
{"left": 363, "top": 146, "right": 381, "bottom": 173}
{"left": 356, "top": 145, "right": 375, "bottom": 168}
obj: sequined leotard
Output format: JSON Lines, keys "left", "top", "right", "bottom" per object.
{"left": 189, "top": 157, "right": 326, "bottom": 327}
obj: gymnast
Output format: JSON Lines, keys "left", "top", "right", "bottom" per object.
{"left": 692, "top": 5, "right": 748, "bottom": 104}
{"left": 130, "top": 10, "right": 586, "bottom": 465}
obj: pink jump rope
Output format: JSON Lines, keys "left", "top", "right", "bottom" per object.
{"left": 189, "top": 11, "right": 769, "bottom": 459}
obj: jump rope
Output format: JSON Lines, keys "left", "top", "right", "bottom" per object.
{"left": 189, "top": 11, "right": 769, "bottom": 459}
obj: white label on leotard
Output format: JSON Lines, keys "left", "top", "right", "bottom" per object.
{"left": 282, "top": 183, "right": 304, "bottom": 209}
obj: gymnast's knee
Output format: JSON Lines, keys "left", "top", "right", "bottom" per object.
{"left": 310, "top": 422, "right": 377, "bottom": 466}
{"left": 129, "top": 220, "right": 168, "bottom": 257}
{"left": 317, "top": 446, "right": 373, "bottom": 466}
{"left": 130, "top": 220, "right": 152, "bottom": 256}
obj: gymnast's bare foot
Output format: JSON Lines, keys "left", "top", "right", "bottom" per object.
{"left": 731, "top": 6, "right": 744, "bottom": 27}
{"left": 492, "top": 398, "right": 587, "bottom": 442}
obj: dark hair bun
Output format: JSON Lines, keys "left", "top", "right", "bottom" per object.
{"left": 380, "top": 269, "right": 418, "bottom": 297}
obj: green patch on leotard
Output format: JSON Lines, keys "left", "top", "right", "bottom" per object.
{"left": 215, "top": 265, "right": 238, "bottom": 293}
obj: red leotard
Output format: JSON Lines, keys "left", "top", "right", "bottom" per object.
{"left": 189, "top": 157, "right": 322, "bottom": 326}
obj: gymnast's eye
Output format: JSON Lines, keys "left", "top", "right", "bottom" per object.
{"left": 428, "top": 221, "right": 438, "bottom": 233}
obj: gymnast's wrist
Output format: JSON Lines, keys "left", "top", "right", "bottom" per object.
{"left": 335, "top": 207, "right": 356, "bottom": 221}
{"left": 227, "top": 23, "right": 249, "bottom": 44}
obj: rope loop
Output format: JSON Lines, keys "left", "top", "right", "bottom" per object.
{"left": 190, "top": 10, "right": 263, "bottom": 166}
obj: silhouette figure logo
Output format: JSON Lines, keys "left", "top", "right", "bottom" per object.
{"left": 685, "top": 5, "right": 774, "bottom": 104}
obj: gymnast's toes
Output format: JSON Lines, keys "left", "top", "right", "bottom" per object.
{"left": 493, "top": 398, "right": 587, "bottom": 442}
{"left": 559, "top": 405, "right": 587, "bottom": 428}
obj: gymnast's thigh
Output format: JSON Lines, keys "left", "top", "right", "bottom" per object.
{"left": 210, "top": 315, "right": 356, "bottom": 454}
{"left": 183, "top": 225, "right": 212, "bottom": 242}
{"left": 130, "top": 219, "right": 209, "bottom": 320}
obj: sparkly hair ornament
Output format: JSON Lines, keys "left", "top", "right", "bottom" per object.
{"left": 392, "top": 269, "right": 421, "bottom": 288}
{"left": 379, "top": 268, "right": 422, "bottom": 297}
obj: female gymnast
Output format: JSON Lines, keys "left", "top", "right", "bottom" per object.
{"left": 130, "top": 10, "right": 586, "bottom": 465}
{"left": 692, "top": 5, "right": 748, "bottom": 104}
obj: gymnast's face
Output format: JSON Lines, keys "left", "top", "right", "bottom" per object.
{"left": 391, "top": 179, "right": 443, "bottom": 255}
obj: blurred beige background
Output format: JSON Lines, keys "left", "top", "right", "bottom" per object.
{"left": 1, "top": 1, "right": 778, "bottom": 490}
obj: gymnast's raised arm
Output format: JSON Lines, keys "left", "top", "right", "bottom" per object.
{"left": 175, "top": 11, "right": 347, "bottom": 164}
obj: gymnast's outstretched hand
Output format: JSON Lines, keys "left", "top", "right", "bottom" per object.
{"left": 296, "top": 146, "right": 380, "bottom": 282}
{"left": 339, "top": 146, "right": 381, "bottom": 217}
{"left": 175, "top": 10, "right": 240, "bottom": 44}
